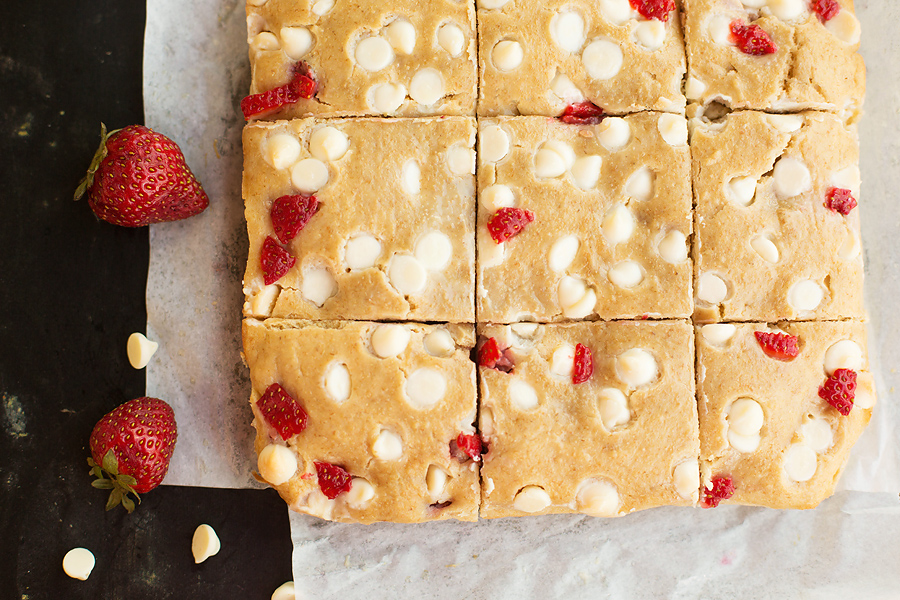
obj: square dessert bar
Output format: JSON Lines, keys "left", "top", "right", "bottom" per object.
{"left": 242, "top": 318, "right": 480, "bottom": 523}
{"left": 242, "top": 117, "right": 475, "bottom": 323}
{"left": 245, "top": 0, "right": 476, "bottom": 118}
{"left": 696, "top": 321, "right": 875, "bottom": 509}
{"left": 683, "top": 0, "right": 864, "bottom": 119}
{"left": 478, "top": 320, "right": 699, "bottom": 519}
{"left": 477, "top": 113, "right": 693, "bottom": 323}
{"left": 692, "top": 110, "right": 864, "bottom": 323}
{"left": 477, "top": 0, "right": 686, "bottom": 116}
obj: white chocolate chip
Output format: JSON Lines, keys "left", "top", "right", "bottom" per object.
{"left": 266, "top": 134, "right": 302, "bottom": 170}
{"left": 301, "top": 266, "right": 336, "bottom": 307}
{"left": 478, "top": 0, "right": 511, "bottom": 8}
{"left": 824, "top": 340, "right": 863, "bottom": 375}
{"left": 548, "top": 235, "right": 580, "bottom": 273}
{"left": 576, "top": 480, "right": 620, "bottom": 517}
{"left": 305, "top": 488, "right": 335, "bottom": 519}
{"left": 766, "top": 114, "right": 804, "bottom": 133}
{"left": 424, "top": 329, "right": 455, "bottom": 357}
{"left": 191, "top": 524, "right": 221, "bottom": 564}
{"left": 728, "top": 398, "right": 764, "bottom": 437}
{"left": 513, "top": 486, "right": 551, "bottom": 512}
{"left": 658, "top": 114, "right": 688, "bottom": 146}
{"left": 271, "top": 581, "right": 296, "bottom": 600}
{"left": 831, "top": 165, "right": 861, "bottom": 198}
{"left": 727, "top": 175, "right": 758, "bottom": 206}
{"left": 751, "top": 235, "right": 780, "bottom": 264}
{"left": 388, "top": 255, "right": 427, "bottom": 295}
{"left": 63, "top": 548, "right": 95, "bottom": 581}
{"left": 492, "top": 40, "right": 524, "bottom": 71}
{"left": 509, "top": 379, "right": 539, "bottom": 411}
{"left": 624, "top": 167, "right": 654, "bottom": 200}
{"left": 511, "top": 322, "right": 539, "bottom": 338}
{"left": 482, "top": 184, "right": 515, "bottom": 211}
{"left": 385, "top": 19, "right": 416, "bottom": 55}
{"left": 549, "top": 72, "right": 585, "bottom": 103}
{"left": 784, "top": 444, "right": 817, "bottom": 482}
{"left": 401, "top": 160, "right": 420, "bottom": 194}
{"left": 480, "top": 125, "right": 510, "bottom": 163}
{"left": 246, "top": 14, "right": 266, "bottom": 38}
{"left": 426, "top": 465, "right": 449, "bottom": 499}
{"left": 601, "top": 205, "right": 634, "bottom": 245}
{"left": 250, "top": 284, "right": 280, "bottom": 317}
{"left": 571, "top": 155, "right": 603, "bottom": 190}
{"left": 838, "top": 228, "right": 861, "bottom": 261}
{"left": 697, "top": 272, "right": 728, "bottom": 305}
{"left": 826, "top": 10, "right": 861, "bottom": 45}
{"left": 658, "top": 230, "right": 688, "bottom": 264}
{"left": 582, "top": 39, "right": 623, "bottom": 80}
{"left": 855, "top": 388, "right": 875, "bottom": 410}
{"left": 346, "top": 477, "right": 375, "bottom": 508}
{"left": 258, "top": 444, "right": 298, "bottom": 485}
{"left": 311, "top": 0, "right": 333, "bottom": 15}
{"left": 247, "top": 0, "right": 268, "bottom": 5}
{"left": 344, "top": 233, "right": 382, "bottom": 270}
{"left": 701, "top": 324, "right": 736, "bottom": 346}
{"left": 280, "top": 27, "right": 313, "bottom": 60}
{"left": 685, "top": 76, "right": 707, "bottom": 101}
{"left": 773, "top": 157, "right": 812, "bottom": 199}
{"left": 599, "top": 0, "right": 635, "bottom": 25}
{"left": 544, "top": 140, "right": 576, "bottom": 169}
{"left": 742, "top": 0, "right": 767, "bottom": 7}
{"left": 127, "top": 332, "right": 158, "bottom": 369}
{"left": 370, "top": 82, "right": 407, "bottom": 113}
{"left": 633, "top": 20, "right": 666, "bottom": 51}
{"left": 355, "top": 36, "right": 394, "bottom": 71}
{"left": 309, "top": 126, "right": 349, "bottom": 162}
{"left": 597, "top": 117, "right": 631, "bottom": 152}
{"left": 415, "top": 231, "right": 453, "bottom": 270}
{"left": 550, "top": 344, "right": 576, "bottom": 378}
{"left": 768, "top": 0, "right": 806, "bottom": 22}
{"left": 674, "top": 460, "right": 700, "bottom": 501}
{"left": 291, "top": 158, "right": 329, "bottom": 194}
{"left": 787, "top": 279, "right": 824, "bottom": 312}
{"left": 479, "top": 229, "right": 506, "bottom": 268}
{"left": 597, "top": 388, "right": 630, "bottom": 430}
{"left": 557, "top": 276, "right": 596, "bottom": 319}
{"left": 252, "top": 32, "right": 281, "bottom": 52}
{"left": 371, "top": 324, "right": 411, "bottom": 358}
{"left": 446, "top": 144, "right": 476, "bottom": 175}
{"left": 409, "top": 68, "right": 445, "bottom": 105}
{"left": 534, "top": 147, "right": 568, "bottom": 178}
{"left": 616, "top": 348, "right": 657, "bottom": 388}
{"left": 405, "top": 368, "right": 446, "bottom": 409}
{"left": 438, "top": 23, "right": 465, "bottom": 57}
{"left": 373, "top": 429, "right": 403, "bottom": 460}
{"left": 801, "top": 416, "right": 834, "bottom": 453}
{"left": 551, "top": 10, "right": 586, "bottom": 53}
{"left": 728, "top": 429, "right": 761, "bottom": 454}
{"left": 324, "top": 362, "right": 351, "bottom": 403}
{"left": 608, "top": 260, "right": 644, "bottom": 289}
{"left": 708, "top": 14, "right": 735, "bottom": 46}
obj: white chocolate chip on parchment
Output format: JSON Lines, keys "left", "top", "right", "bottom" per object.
{"left": 127, "top": 332, "right": 158, "bottom": 369}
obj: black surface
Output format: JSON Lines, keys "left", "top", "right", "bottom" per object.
{"left": 0, "top": 1, "right": 292, "bottom": 597}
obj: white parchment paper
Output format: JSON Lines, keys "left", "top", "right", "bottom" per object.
{"left": 143, "top": 0, "right": 900, "bottom": 595}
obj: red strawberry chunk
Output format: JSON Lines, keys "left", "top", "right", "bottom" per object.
{"left": 730, "top": 21, "right": 778, "bottom": 56}
{"left": 452, "top": 433, "right": 483, "bottom": 462}
{"left": 271, "top": 194, "right": 318, "bottom": 244}
{"left": 559, "top": 102, "right": 605, "bottom": 125}
{"left": 260, "top": 236, "right": 296, "bottom": 285}
{"left": 487, "top": 207, "right": 534, "bottom": 244}
{"left": 314, "top": 461, "right": 352, "bottom": 499}
{"left": 573, "top": 343, "right": 593, "bottom": 384}
{"left": 629, "top": 0, "right": 675, "bottom": 22}
{"left": 478, "top": 337, "right": 515, "bottom": 373}
{"left": 825, "top": 187, "right": 857, "bottom": 216}
{"left": 811, "top": 0, "right": 841, "bottom": 22}
{"left": 257, "top": 383, "right": 308, "bottom": 440}
{"left": 702, "top": 475, "right": 735, "bottom": 508}
{"left": 241, "top": 61, "right": 318, "bottom": 120}
{"left": 819, "top": 368, "right": 857, "bottom": 416}
{"left": 754, "top": 331, "right": 800, "bottom": 361}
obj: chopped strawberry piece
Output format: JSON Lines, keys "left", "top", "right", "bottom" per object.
{"left": 257, "top": 383, "right": 308, "bottom": 440}
{"left": 314, "top": 461, "right": 352, "bottom": 499}
{"left": 730, "top": 21, "right": 778, "bottom": 56}
{"left": 825, "top": 187, "right": 858, "bottom": 216}
{"left": 754, "top": 331, "right": 800, "bottom": 361}
{"left": 629, "top": 0, "right": 675, "bottom": 22}
{"left": 811, "top": 0, "right": 841, "bottom": 22}
{"left": 487, "top": 207, "right": 534, "bottom": 244}
{"left": 819, "top": 368, "right": 857, "bottom": 416}
{"left": 271, "top": 194, "right": 318, "bottom": 244}
{"left": 452, "top": 433, "right": 483, "bottom": 462}
{"left": 260, "top": 236, "right": 296, "bottom": 285}
{"left": 477, "top": 337, "right": 515, "bottom": 373}
{"left": 241, "top": 61, "right": 318, "bottom": 120}
{"left": 702, "top": 475, "right": 735, "bottom": 508}
{"left": 572, "top": 343, "right": 593, "bottom": 384}
{"left": 559, "top": 102, "right": 605, "bottom": 125}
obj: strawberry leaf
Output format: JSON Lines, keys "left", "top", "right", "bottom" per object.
{"left": 92, "top": 479, "right": 114, "bottom": 490}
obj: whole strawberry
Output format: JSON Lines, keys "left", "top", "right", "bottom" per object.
{"left": 75, "top": 123, "right": 209, "bottom": 227}
{"left": 88, "top": 397, "right": 178, "bottom": 512}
